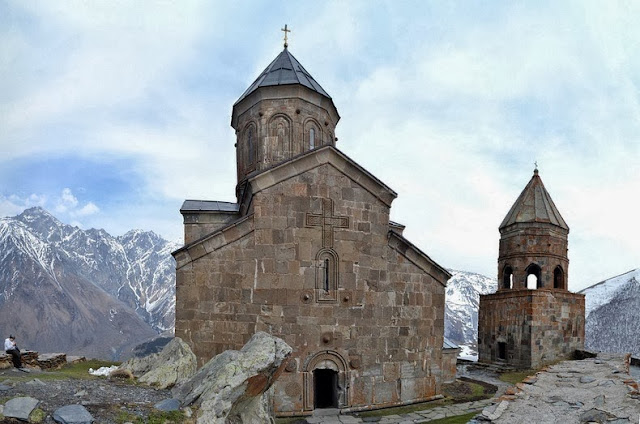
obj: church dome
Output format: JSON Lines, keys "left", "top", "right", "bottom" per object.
{"left": 234, "top": 48, "right": 332, "bottom": 106}
{"left": 231, "top": 47, "right": 340, "bottom": 190}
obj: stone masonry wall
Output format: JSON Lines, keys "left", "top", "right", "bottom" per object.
{"left": 478, "top": 289, "right": 584, "bottom": 369}
{"left": 175, "top": 163, "right": 446, "bottom": 415}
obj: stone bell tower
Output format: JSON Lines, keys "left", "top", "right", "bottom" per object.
{"left": 478, "top": 169, "right": 585, "bottom": 369}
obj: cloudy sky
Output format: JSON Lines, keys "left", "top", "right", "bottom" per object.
{"left": 1, "top": 1, "right": 638, "bottom": 291}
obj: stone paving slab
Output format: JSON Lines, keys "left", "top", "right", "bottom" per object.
{"left": 302, "top": 398, "right": 495, "bottom": 423}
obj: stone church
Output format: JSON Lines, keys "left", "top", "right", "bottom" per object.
{"left": 478, "top": 169, "right": 585, "bottom": 369}
{"left": 172, "top": 43, "right": 453, "bottom": 415}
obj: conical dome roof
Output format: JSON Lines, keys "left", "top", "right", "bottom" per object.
{"left": 234, "top": 48, "right": 331, "bottom": 105}
{"left": 499, "top": 170, "right": 568, "bottom": 230}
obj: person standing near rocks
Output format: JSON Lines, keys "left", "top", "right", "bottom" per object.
{"left": 5, "top": 335, "right": 22, "bottom": 368}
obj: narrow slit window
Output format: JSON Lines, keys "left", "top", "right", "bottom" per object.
{"left": 310, "top": 128, "right": 315, "bottom": 149}
{"left": 323, "top": 258, "right": 330, "bottom": 292}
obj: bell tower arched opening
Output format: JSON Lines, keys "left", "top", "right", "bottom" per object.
{"left": 502, "top": 266, "right": 514, "bottom": 289}
{"left": 554, "top": 266, "right": 564, "bottom": 289}
{"left": 526, "top": 263, "right": 542, "bottom": 289}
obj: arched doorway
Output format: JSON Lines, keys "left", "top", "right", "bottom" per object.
{"left": 303, "top": 351, "right": 349, "bottom": 411}
{"left": 314, "top": 369, "right": 339, "bottom": 408}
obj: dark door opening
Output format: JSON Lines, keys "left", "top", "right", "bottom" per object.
{"left": 314, "top": 369, "right": 339, "bottom": 409}
{"left": 498, "top": 342, "right": 507, "bottom": 360}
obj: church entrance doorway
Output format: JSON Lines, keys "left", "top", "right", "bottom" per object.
{"left": 313, "top": 369, "right": 339, "bottom": 409}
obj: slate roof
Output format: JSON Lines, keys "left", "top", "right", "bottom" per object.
{"left": 443, "top": 337, "right": 459, "bottom": 350}
{"left": 499, "top": 170, "right": 568, "bottom": 230}
{"left": 180, "top": 200, "right": 239, "bottom": 213}
{"left": 234, "top": 48, "right": 331, "bottom": 105}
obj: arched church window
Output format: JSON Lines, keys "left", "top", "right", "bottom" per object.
{"left": 268, "top": 115, "right": 291, "bottom": 162}
{"left": 304, "top": 119, "right": 321, "bottom": 152}
{"left": 316, "top": 249, "right": 338, "bottom": 302}
{"left": 502, "top": 266, "right": 513, "bottom": 289}
{"left": 526, "top": 263, "right": 542, "bottom": 289}
{"left": 554, "top": 266, "right": 564, "bottom": 289}
{"left": 247, "top": 127, "right": 255, "bottom": 165}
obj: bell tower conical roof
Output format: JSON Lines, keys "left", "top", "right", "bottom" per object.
{"left": 499, "top": 169, "right": 568, "bottom": 231}
{"left": 234, "top": 48, "right": 332, "bottom": 106}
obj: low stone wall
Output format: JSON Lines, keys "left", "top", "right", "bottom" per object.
{"left": 0, "top": 351, "right": 70, "bottom": 370}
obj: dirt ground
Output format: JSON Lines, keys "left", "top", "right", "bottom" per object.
{"left": 0, "top": 367, "right": 181, "bottom": 423}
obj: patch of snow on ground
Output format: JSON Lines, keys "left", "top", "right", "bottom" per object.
{"left": 458, "top": 344, "right": 478, "bottom": 361}
{"left": 89, "top": 365, "right": 119, "bottom": 376}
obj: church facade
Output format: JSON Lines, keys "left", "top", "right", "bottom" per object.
{"left": 172, "top": 46, "right": 452, "bottom": 415}
{"left": 478, "top": 170, "right": 585, "bottom": 369}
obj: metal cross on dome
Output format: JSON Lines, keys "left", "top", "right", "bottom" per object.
{"left": 281, "top": 24, "right": 291, "bottom": 48}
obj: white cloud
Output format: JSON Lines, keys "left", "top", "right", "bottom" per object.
{"left": 0, "top": 194, "right": 47, "bottom": 218}
{"left": 1, "top": 2, "right": 638, "bottom": 292}
{"left": 74, "top": 202, "right": 100, "bottom": 217}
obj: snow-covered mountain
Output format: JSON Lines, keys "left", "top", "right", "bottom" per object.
{"left": 444, "top": 270, "right": 497, "bottom": 358}
{"left": 0, "top": 207, "right": 178, "bottom": 359}
{"left": 579, "top": 269, "right": 640, "bottom": 356}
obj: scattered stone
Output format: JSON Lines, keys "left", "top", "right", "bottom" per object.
{"left": 26, "top": 378, "right": 47, "bottom": 386}
{"left": 109, "top": 368, "right": 133, "bottom": 380}
{"left": 3, "top": 396, "right": 40, "bottom": 421}
{"left": 481, "top": 401, "right": 509, "bottom": 420}
{"left": 74, "top": 389, "right": 87, "bottom": 397}
{"left": 504, "top": 387, "right": 519, "bottom": 395}
{"left": 556, "top": 373, "right": 574, "bottom": 378}
{"left": 119, "top": 337, "right": 197, "bottom": 389}
{"left": 154, "top": 398, "right": 181, "bottom": 412}
{"left": 593, "top": 394, "right": 605, "bottom": 407}
{"left": 522, "top": 376, "right": 537, "bottom": 384}
{"left": 0, "top": 384, "right": 11, "bottom": 391}
{"left": 580, "top": 376, "right": 596, "bottom": 383}
{"left": 578, "top": 408, "right": 614, "bottom": 423}
{"left": 173, "top": 331, "right": 292, "bottom": 424}
{"left": 598, "top": 380, "right": 616, "bottom": 387}
{"left": 53, "top": 404, "right": 94, "bottom": 424}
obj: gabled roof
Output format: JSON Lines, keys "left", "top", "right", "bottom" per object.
{"left": 500, "top": 170, "right": 568, "bottom": 230}
{"left": 248, "top": 145, "right": 398, "bottom": 207}
{"left": 234, "top": 48, "right": 331, "bottom": 105}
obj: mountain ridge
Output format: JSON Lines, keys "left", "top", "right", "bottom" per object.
{"left": 0, "top": 207, "right": 178, "bottom": 359}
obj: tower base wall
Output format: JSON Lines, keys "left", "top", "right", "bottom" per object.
{"left": 478, "top": 289, "right": 585, "bottom": 369}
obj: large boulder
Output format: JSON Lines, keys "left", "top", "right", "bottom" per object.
{"left": 118, "top": 337, "right": 197, "bottom": 389}
{"left": 172, "top": 332, "right": 292, "bottom": 424}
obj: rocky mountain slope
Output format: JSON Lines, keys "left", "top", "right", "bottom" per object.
{"left": 444, "top": 270, "right": 497, "bottom": 358}
{"left": 579, "top": 269, "right": 640, "bottom": 356}
{"left": 0, "top": 207, "right": 178, "bottom": 359}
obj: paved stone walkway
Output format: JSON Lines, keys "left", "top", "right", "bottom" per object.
{"left": 305, "top": 398, "right": 494, "bottom": 423}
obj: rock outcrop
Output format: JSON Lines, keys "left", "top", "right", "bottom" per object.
{"left": 172, "top": 332, "right": 292, "bottom": 424}
{"left": 118, "top": 337, "right": 197, "bottom": 389}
